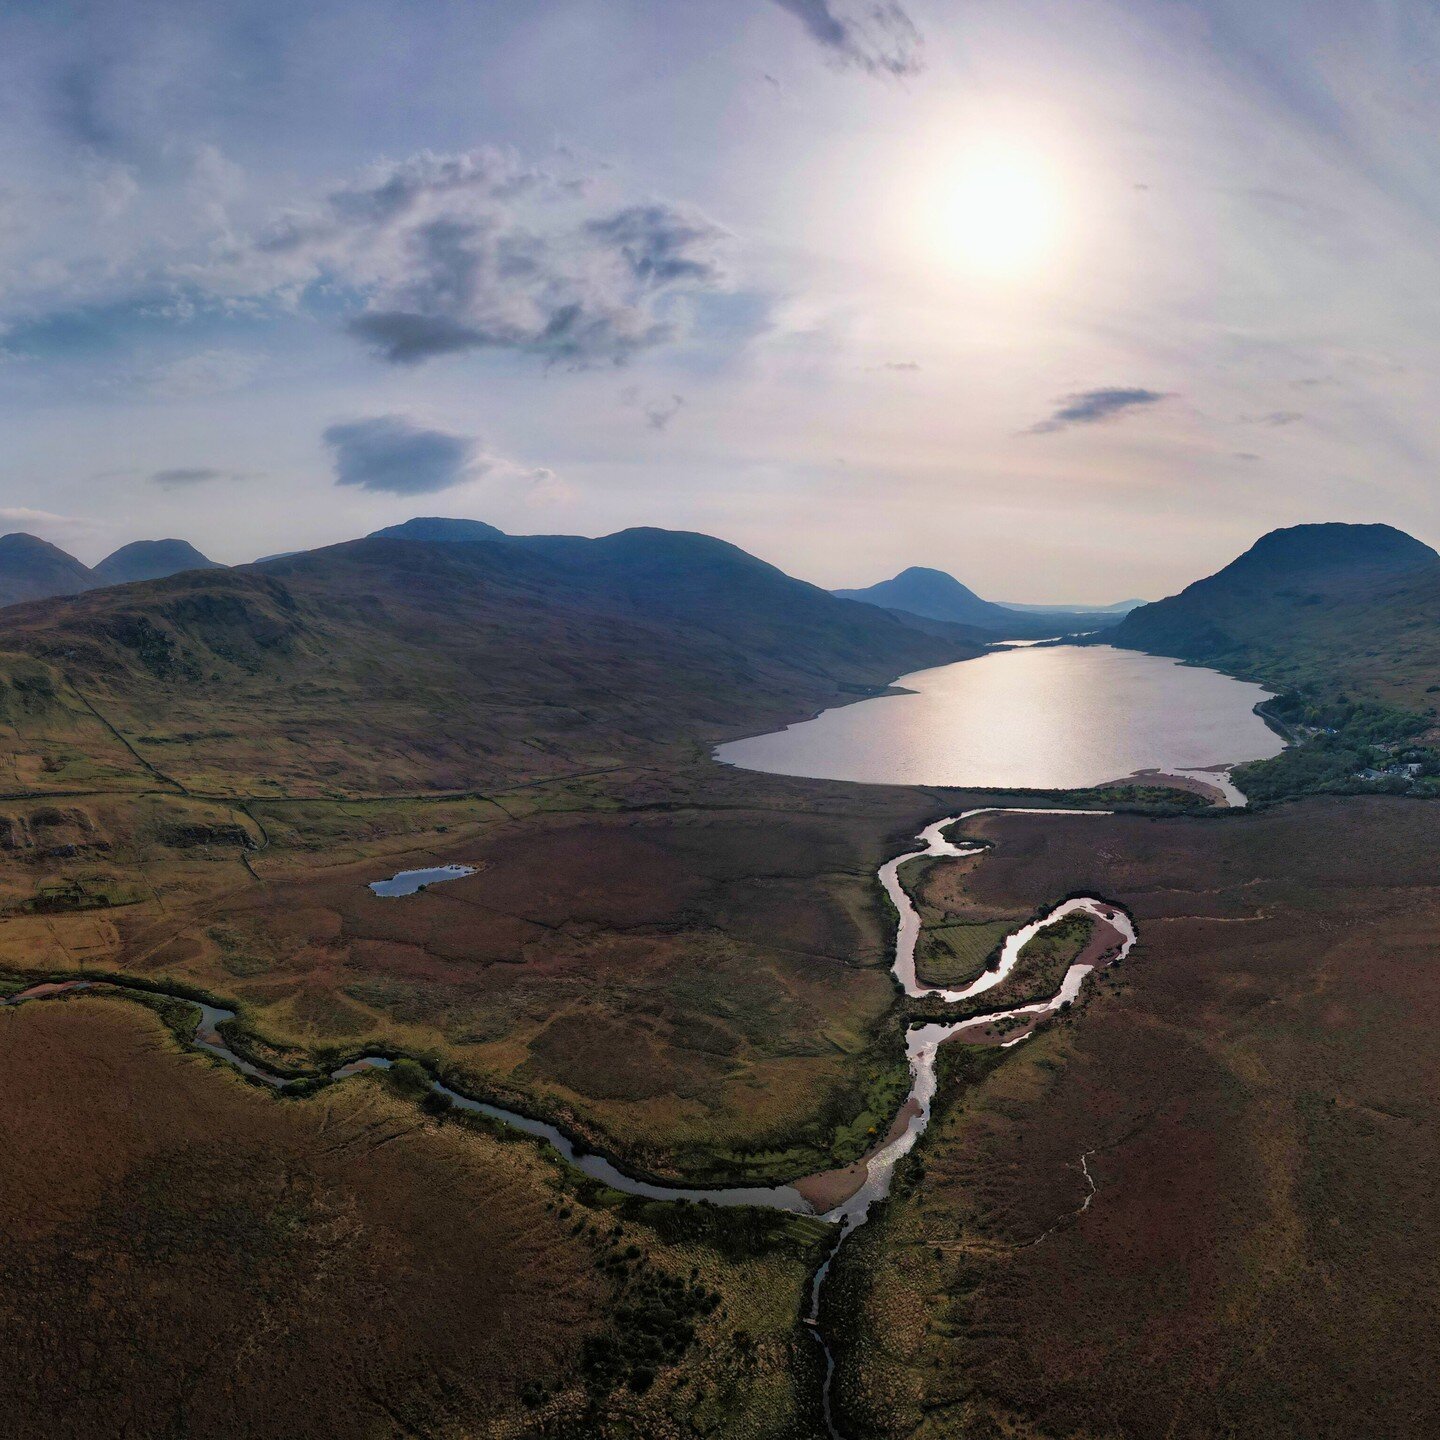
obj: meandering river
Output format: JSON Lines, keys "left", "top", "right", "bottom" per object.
{"left": 4, "top": 641, "right": 1276, "bottom": 1438}
{"left": 2, "top": 806, "right": 1139, "bottom": 1440}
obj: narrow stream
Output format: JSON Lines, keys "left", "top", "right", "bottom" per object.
{"left": 2, "top": 806, "right": 1140, "bottom": 1438}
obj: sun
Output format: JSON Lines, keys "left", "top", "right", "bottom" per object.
{"left": 943, "top": 144, "right": 1064, "bottom": 278}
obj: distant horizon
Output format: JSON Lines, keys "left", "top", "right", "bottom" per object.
{"left": 7, "top": 507, "right": 1440, "bottom": 611}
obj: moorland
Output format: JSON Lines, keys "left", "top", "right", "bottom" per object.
{"left": 832, "top": 799, "right": 1440, "bottom": 1439}
{"left": 4, "top": 517, "right": 1440, "bottom": 1438}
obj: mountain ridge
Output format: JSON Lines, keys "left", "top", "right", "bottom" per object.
{"left": 0, "top": 533, "right": 95, "bottom": 608}
{"left": 0, "top": 525, "right": 984, "bottom": 795}
{"left": 0, "top": 532, "right": 224, "bottom": 607}
{"left": 1108, "top": 521, "right": 1440, "bottom": 707}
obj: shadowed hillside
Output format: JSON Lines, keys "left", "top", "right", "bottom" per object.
{"left": 0, "top": 534, "right": 223, "bottom": 610}
{"left": 0, "top": 527, "right": 983, "bottom": 796}
{"left": 1109, "top": 522, "right": 1440, "bottom": 704}
{"left": 0, "top": 533, "right": 94, "bottom": 608}
{"left": 92, "top": 539, "right": 222, "bottom": 586}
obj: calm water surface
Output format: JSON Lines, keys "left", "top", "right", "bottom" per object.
{"left": 369, "top": 864, "right": 476, "bottom": 897}
{"left": 716, "top": 644, "right": 1282, "bottom": 789}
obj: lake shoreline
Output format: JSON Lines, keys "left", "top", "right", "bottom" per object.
{"left": 716, "top": 644, "right": 1283, "bottom": 791}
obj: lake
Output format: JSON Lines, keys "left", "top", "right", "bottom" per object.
{"left": 715, "top": 644, "right": 1283, "bottom": 789}
{"left": 369, "top": 863, "right": 476, "bottom": 897}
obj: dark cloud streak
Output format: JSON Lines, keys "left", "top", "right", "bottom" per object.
{"left": 1026, "top": 388, "right": 1170, "bottom": 435}
{"left": 771, "top": 0, "right": 923, "bottom": 77}
{"left": 151, "top": 467, "right": 249, "bottom": 489}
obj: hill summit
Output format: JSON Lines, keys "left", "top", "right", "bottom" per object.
{"left": 833, "top": 565, "right": 1122, "bottom": 638}
{"left": 1109, "top": 522, "right": 1440, "bottom": 700}
{"left": 93, "top": 539, "right": 222, "bottom": 586}
{"left": 1201, "top": 522, "right": 1436, "bottom": 581}
{"left": 367, "top": 517, "right": 507, "bottom": 544}
{"left": 0, "top": 533, "right": 95, "bottom": 607}
{"left": 834, "top": 566, "right": 1013, "bottom": 628}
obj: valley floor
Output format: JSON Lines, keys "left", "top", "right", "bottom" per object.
{"left": 831, "top": 798, "right": 1440, "bottom": 1438}
{"left": 3, "top": 714, "right": 1438, "bottom": 1436}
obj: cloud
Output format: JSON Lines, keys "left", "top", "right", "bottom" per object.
{"left": 872, "top": 359, "right": 920, "bottom": 371}
{"left": 584, "top": 205, "right": 726, "bottom": 285}
{"left": 323, "top": 414, "right": 556, "bottom": 501}
{"left": 324, "top": 416, "right": 478, "bottom": 496}
{"left": 345, "top": 312, "right": 492, "bottom": 366}
{"left": 201, "top": 148, "right": 729, "bottom": 367}
{"left": 150, "top": 467, "right": 251, "bottom": 488}
{"left": 511, "top": 465, "right": 575, "bottom": 505}
{"left": 52, "top": 61, "right": 126, "bottom": 157}
{"left": 1026, "top": 388, "right": 1170, "bottom": 435}
{"left": 1243, "top": 409, "right": 1304, "bottom": 427}
{"left": 0, "top": 507, "right": 94, "bottom": 534}
{"left": 771, "top": 0, "right": 923, "bottom": 77}
{"left": 645, "top": 395, "right": 684, "bottom": 431}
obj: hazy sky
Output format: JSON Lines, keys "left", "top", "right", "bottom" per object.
{"left": 3, "top": 0, "right": 1440, "bottom": 601}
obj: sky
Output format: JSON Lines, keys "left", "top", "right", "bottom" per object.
{"left": 3, "top": 0, "right": 1440, "bottom": 602}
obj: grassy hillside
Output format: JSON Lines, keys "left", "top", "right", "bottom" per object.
{"left": 0, "top": 529, "right": 982, "bottom": 797}
{"left": 0, "top": 527, "right": 1004, "bottom": 1187}
{"left": 1108, "top": 523, "right": 1440, "bottom": 800}
{"left": 1110, "top": 522, "right": 1440, "bottom": 706}
{"left": 1, "top": 995, "right": 826, "bottom": 1438}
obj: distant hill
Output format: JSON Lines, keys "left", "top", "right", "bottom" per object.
{"left": 833, "top": 566, "right": 1121, "bottom": 638}
{"left": 834, "top": 567, "right": 1014, "bottom": 627}
{"left": 0, "top": 525, "right": 984, "bottom": 794}
{"left": 0, "top": 533, "right": 94, "bottom": 608}
{"left": 92, "top": 539, "right": 222, "bottom": 587}
{"left": 1109, "top": 522, "right": 1440, "bottom": 704}
{"left": 367, "top": 517, "right": 507, "bottom": 544}
{"left": 0, "top": 533, "right": 227, "bottom": 610}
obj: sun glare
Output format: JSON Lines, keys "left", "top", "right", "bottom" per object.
{"left": 943, "top": 144, "right": 1064, "bottom": 278}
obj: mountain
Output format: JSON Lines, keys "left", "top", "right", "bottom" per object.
{"left": 254, "top": 516, "right": 507, "bottom": 563}
{"left": 0, "top": 533, "right": 94, "bottom": 608}
{"left": 367, "top": 516, "right": 507, "bottom": 544}
{"left": 834, "top": 567, "right": 1015, "bottom": 628}
{"left": 834, "top": 566, "right": 1122, "bottom": 638}
{"left": 0, "top": 534, "right": 226, "bottom": 611}
{"left": 0, "top": 525, "right": 983, "bottom": 795}
{"left": 92, "top": 539, "right": 222, "bottom": 587}
{"left": 1109, "top": 522, "right": 1440, "bottom": 705}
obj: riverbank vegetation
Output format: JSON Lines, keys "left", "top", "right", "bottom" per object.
{"left": 0, "top": 994, "right": 827, "bottom": 1439}
{"left": 906, "top": 850, "right": 1029, "bottom": 990}
{"left": 1233, "top": 688, "right": 1440, "bottom": 803}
